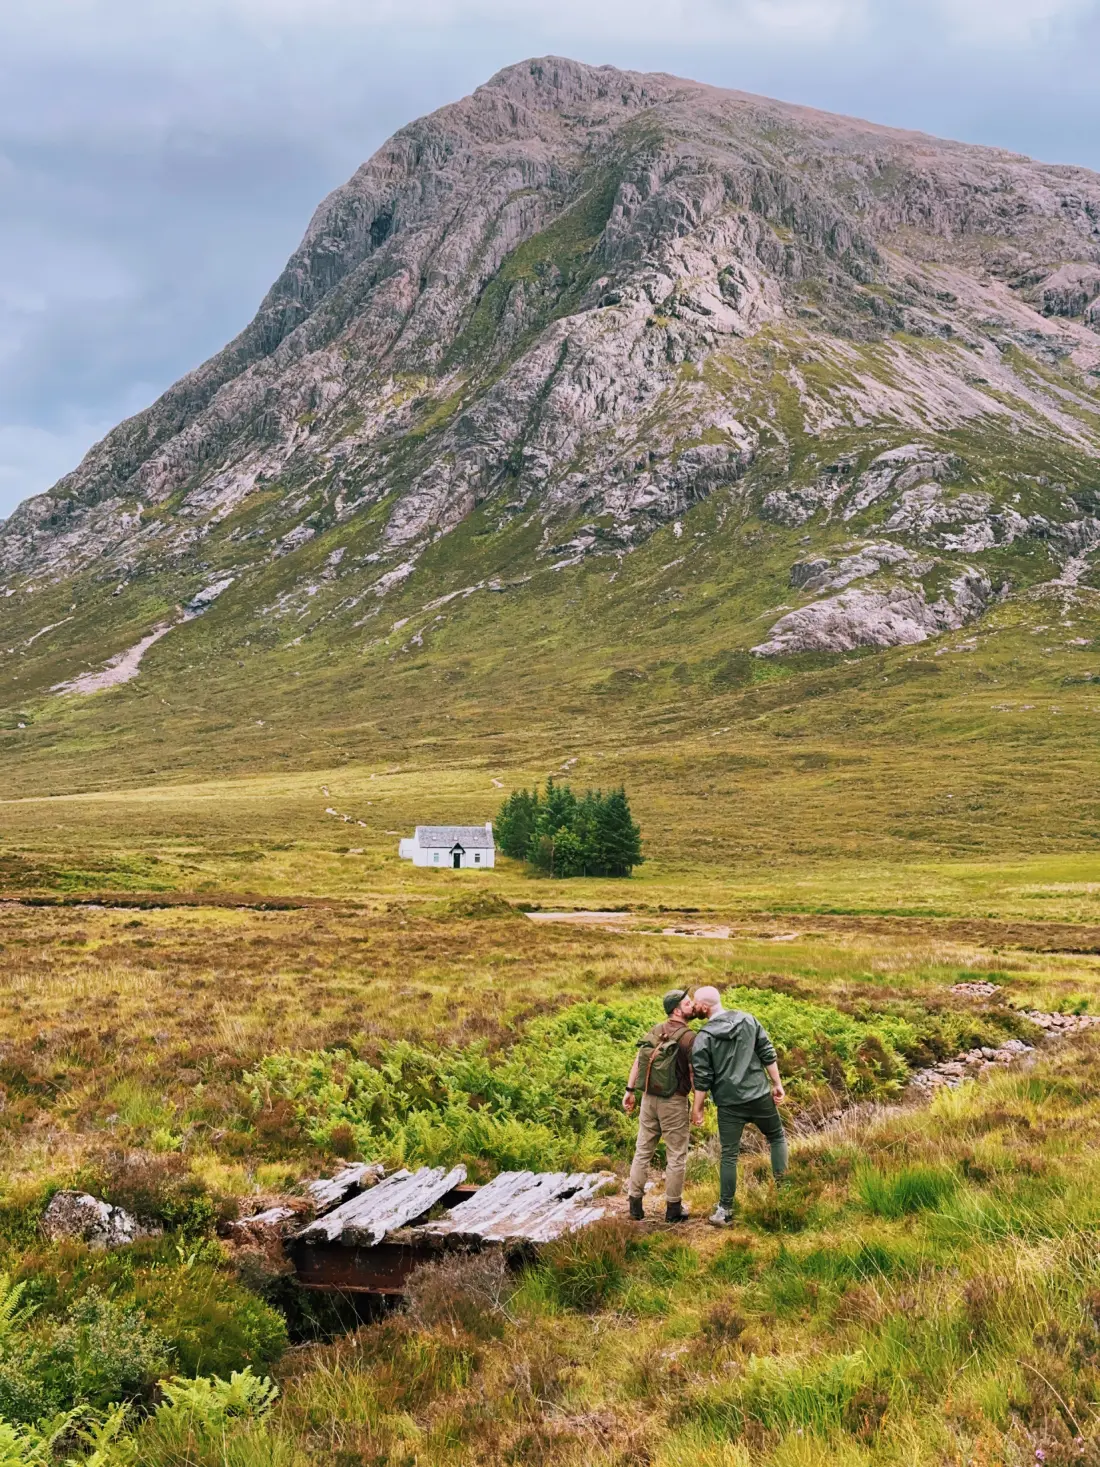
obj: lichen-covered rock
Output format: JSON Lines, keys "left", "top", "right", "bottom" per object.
{"left": 1040, "top": 263, "right": 1100, "bottom": 320}
{"left": 41, "top": 1191, "right": 157, "bottom": 1249}
{"left": 751, "top": 587, "right": 941, "bottom": 656}
{"left": 752, "top": 569, "right": 993, "bottom": 656}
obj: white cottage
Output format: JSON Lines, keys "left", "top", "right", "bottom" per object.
{"left": 398, "top": 823, "right": 495, "bottom": 869}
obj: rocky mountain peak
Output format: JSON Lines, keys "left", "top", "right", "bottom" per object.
{"left": 2, "top": 57, "right": 1100, "bottom": 696}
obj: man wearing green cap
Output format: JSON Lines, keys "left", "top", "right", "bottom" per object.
{"left": 623, "top": 989, "right": 698, "bottom": 1223}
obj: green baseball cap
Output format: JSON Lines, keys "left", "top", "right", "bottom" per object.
{"left": 662, "top": 988, "right": 691, "bottom": 1016}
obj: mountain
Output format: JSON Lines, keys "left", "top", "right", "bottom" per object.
{"left": 2, "top": 57, "right": 1100, "bottom": 833}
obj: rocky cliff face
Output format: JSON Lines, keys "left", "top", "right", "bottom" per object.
{"left": 4, "top": 56, "right": 1100, "bottom": 683}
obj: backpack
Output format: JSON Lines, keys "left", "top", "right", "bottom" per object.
{"left": 635, "top": 1022, "right": 687, "bottom": 1099}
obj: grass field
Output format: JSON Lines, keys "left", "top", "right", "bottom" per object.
{"left": 3, "top": 759, "right": 1100, "bottom": 1465}
{"left": 5, "top": 129, "right": 1100, "bottom": 1460}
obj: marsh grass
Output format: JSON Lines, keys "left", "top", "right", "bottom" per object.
{"left": 855, "top": 1164, "right": 959, "bottom": 1218}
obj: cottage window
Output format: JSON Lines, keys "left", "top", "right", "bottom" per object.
{"left": 474, "top": 853, "right": 481, "bottom": 864}
{"left": 433, "top": 852, "right": 440, "bottom": 864}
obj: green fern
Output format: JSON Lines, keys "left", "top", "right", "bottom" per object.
{"left": 0, "top": 1276, "right": 35, "bottom": 1344}
{"left": 63, "top": 1404, "right": 133, "bottom": 1467}
{"left": 0, "top": 1413, "right": 64, "bottom": 1467}
{"left": 157, "top": 1367, "right": 278, "bottom": 1428}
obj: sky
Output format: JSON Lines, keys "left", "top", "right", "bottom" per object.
{"left": 1, "top": 0, "right": 1098, "bottom": 520}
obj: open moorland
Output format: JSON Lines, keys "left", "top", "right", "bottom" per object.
{"left": 2, "top": 762, "right": 1100, "bottom": 1467}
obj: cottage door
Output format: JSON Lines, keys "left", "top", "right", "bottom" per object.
{"left": 452, "top": 845, "right": 463, "bottom": 868}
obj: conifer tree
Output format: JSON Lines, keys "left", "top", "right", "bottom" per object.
{"left": 595, "top": 787, "right": 644, "bottom": 876}
{"left": 494, "top": 787, "right": 540, "bottom": 859}
{"left": 495, "top": 779, "right": 643, "bottom": 876}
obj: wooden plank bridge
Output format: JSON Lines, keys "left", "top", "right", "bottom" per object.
{"left": 288, "top": 1164, "right": 616, "bottom": 1295}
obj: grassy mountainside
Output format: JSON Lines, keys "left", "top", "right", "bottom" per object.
{"left": 0, "top": 58, "right": 1099, "bottom": 821}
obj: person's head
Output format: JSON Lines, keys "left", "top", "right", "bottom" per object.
{"left": 662, "top": 988, "right": 695, "bottom": 1022}
{"left": 692, "top": 985, "right": 722, "bottom": 1018}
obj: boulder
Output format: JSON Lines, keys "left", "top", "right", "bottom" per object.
{"left": 41, "top": 1191, "right": 156, "bottom": 1249}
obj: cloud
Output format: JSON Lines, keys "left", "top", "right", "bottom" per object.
{"left": 936, "top": 0, "right": 1094, "bottom": 42}
{"left": 0, "top": 420, "right": 117, "bottom": 513}
{"left": 5, "top": 0, "right": 1093, "bottom": 55}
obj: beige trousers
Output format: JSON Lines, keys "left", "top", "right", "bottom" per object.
{"left": 627, "top": 1093, "right": 691, "bottom": 1204}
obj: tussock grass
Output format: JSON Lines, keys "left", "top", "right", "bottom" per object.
{"left": 855, "top": 1164, "right": 958, "bottom": 1218}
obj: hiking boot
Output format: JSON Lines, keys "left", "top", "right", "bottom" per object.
{"left": 665, "top": 1200, "right": 689, "bottom": 1224}
{"left": 628, "top": 1195, "right": 644, "bottom": 1221}
{"left": 708, "top": 1205, "right": 735, "bottom": 1227}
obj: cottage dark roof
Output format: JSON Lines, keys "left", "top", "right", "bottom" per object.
{"left": 415, "top": 825, "right": 494, "bottom": 849}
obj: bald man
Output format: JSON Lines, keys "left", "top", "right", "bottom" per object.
{"left": 689, "top": 985, "right": 788, "bottom": 1225}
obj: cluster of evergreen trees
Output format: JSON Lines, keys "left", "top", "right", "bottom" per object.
{"left": 494, "top": 779, "right": 644, "bottom": 877}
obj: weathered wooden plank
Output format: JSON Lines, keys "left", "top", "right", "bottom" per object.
{"left": 306, "top": 1163, "right": 383, "bottom": 1214}
{"left": 294, "top": 1165, "right": 467, "bottom": 1247}
{"left": 407, "top": 1170, "right": 615, "bottom": 1245}
{"left": 229, "top": 1205, "right": 298, "bottom": 1237}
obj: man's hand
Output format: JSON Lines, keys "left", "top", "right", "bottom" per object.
{"left": 691, "top": 1101, "right": 705, "bottom": 1127}
{"left": 772, "top": 1081, "right": 786, "bottom": 1103}
{"left": 622, "top": 1089, "right": 636, "bottom": 1114}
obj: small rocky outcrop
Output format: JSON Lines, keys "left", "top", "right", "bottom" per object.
{"left": 751, "top": 573, "right": 992, "bottom": 656}
{"left": 1023, "top": 1010, "right": 1100, "bottom": 1033}
{"left": 909, "top": 1039, "right": 1033, "bottom": 1091}
{"left": 752, "top": 587, "right": 940, "bottom": 656}
{"left": 41, "top": 1191, "right": 158, "bottom": 1250}
{"left": 1040, "top": 263, "right": 1100, "bottom": 320}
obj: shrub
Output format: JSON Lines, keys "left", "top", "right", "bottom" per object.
{"left": 404, "top": 1250, "right": 512, "bottom": 1339}
{"left": 0, "top": 1286, "right": 170, "bottom": 1426}
{"left": 0, "top": 1356, "right": 55, "bottom": 1430}
{"left": 77, "top": 1152, "right": 224, "bottom": 1238}
{"left": 0, "top": 1190, "right": 51, "bottom": 1250}
{"left": 856, "top": 1164, "right": 958, "bottom": 1218}
{"left": 540, "top": 1221, "right": 628, "bottom": 1311}
{"left": 702, "top": 1301, "right": 747, "bottom": 1343}
{"left": 38, "top": 1289, "right": 172, "bottom": 1411}
{"left": 246, "top": 990, "right": 919, "bottom": 1175}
